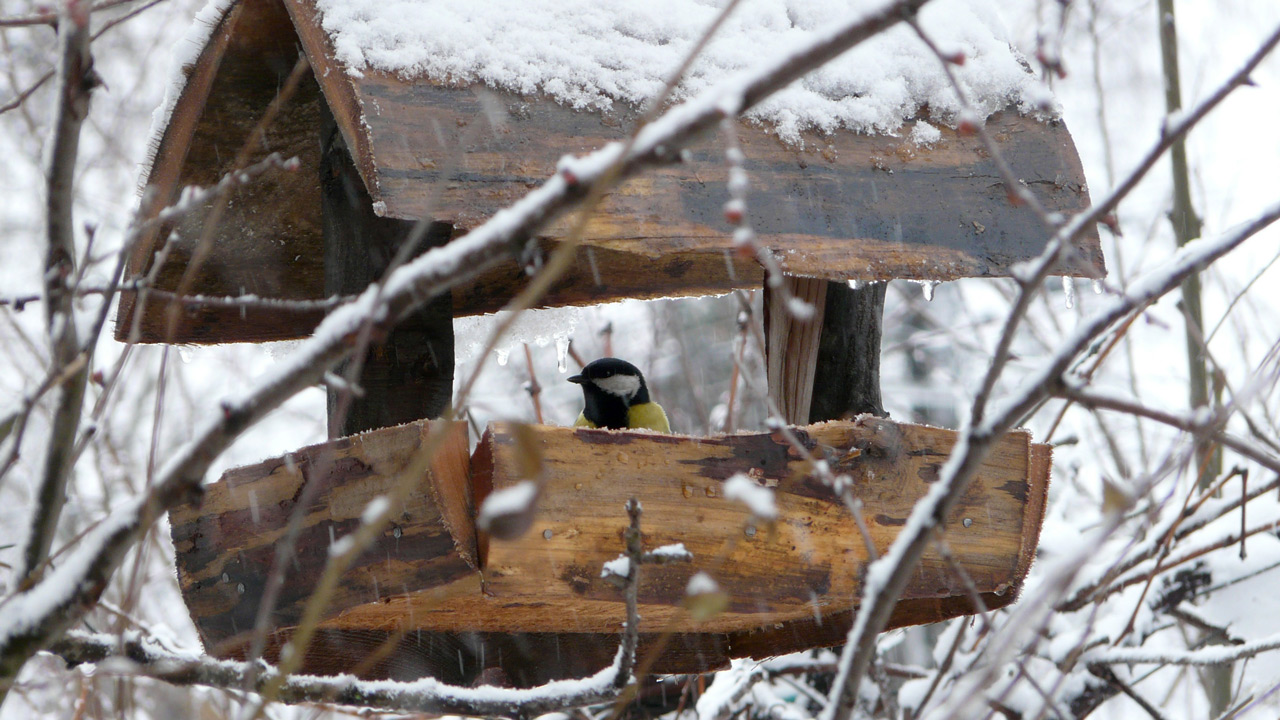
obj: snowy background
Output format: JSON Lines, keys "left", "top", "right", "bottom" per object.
{"left": 2, "top": 0, "right": 1280, "bottom": 717}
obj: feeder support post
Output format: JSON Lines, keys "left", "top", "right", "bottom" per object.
{"left": 766, "top": 276, "right": 886, "bottom": 424}
{"left": 320, "top": 103, "right": 455, "bottom": 437}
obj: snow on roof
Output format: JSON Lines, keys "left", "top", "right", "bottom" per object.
{"left": 313, "top": 0, "right": 1052, "bottom": 143}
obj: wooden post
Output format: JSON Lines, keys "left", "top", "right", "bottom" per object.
{"left": 766, "top": 277, "right": 886, "bottom": 425}
{"left": 320, "top": 103, "right": 455, "bottom": 436}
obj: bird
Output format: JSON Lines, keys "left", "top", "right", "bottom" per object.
{"left": 567, "top": 357, "right": 670, "bottom": 432}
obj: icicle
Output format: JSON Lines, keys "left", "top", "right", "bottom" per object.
{"left": 847, "top": 279, "right": 862, "bottom": 290}
{"left": 495, "top": 347, "right": 510, "bottom": 366}
{"left": 921, "top": 280, "right": 937, "bottom": 302}
{"left": 1062, "top": 276, "right": 1076, "bottom": 309}
{"left": 1092, "top": 279, "right": 1104, "bottom": 295}
{"left": 555, "top": 336, "right": 569, "bottom": 373}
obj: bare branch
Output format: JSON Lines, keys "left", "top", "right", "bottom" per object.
{"left": 14, "top": 0, "right": 98, "bottom": 591}
{"left": 1090, "top": 632, "right": 1280, "bottom": 667}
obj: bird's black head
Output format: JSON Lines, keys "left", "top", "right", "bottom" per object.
{"left": 568, "top": 358, "right": 651, "bottom": 428}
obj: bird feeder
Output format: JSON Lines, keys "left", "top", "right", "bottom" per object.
{"left": 146, "top": 0, "right": 1104, "bottom": 687}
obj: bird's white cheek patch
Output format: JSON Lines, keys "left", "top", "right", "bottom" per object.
{"left": 594, "top": 374, "right": 641, "bottom": 399}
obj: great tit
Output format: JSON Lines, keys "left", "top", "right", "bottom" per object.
{"left": 568, "top": 358, "right": 671, "bottom": 433}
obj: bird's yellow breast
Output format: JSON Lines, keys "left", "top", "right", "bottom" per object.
{"left": 573, "top": 402, "right": 670, "bottom": 433}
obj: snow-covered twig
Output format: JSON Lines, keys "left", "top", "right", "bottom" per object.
{"left": 48, "top": 500, "right": 649, "bottom": 715}
{"left": 1089, "top": 631, "right": 1280, "bottom": 667}
{"left": 1060, "top": 386, "right": 1280, "bottom": 474}
{"left": 971, "top": 22, "right": 1280, "bottom": 431}
{"left": 822, "top": 199, "right": 1280, "bottom": 720}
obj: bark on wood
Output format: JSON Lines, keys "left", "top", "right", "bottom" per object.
{"left": 117, "top": 0, "right": 1103, "bottom": 344}
{"left": 810, "top": 280, "right": 889, "bottom": 420}
{"left": 172, "top": 418, "right": 1047, "bottom": 684}
{"left": 320, "top": 101, "right": 454, "bottom": 435}
{"left": 169, "top": 419, "right": 474, "bottom": 660}
{"left": 766, "top": 278, "right": 887, "bottom": 425}
{"left": 116, "top": 0, "right": 325, "bottom": 343}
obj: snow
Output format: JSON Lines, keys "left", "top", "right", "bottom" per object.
{"left": 477, "top": 481, "right": 538, "bottom": 526}
{"left": 311, "top": 0, "right": 1052, "bottom": 143}
{"left": 723, "top": 473, "right": 778, "bottom": 520}
{"left": 650, "top": 542, "right": 693, "bottom": 560}
{"left": 687, "top": 571, "right": 720, "bottom": 595}
{"left": 360, "top": 495, "right": 390, "bottom": 525}
{"left": 601, "top": 555, "right": 631, "bottom": 579}
{"left": 908, "top": 119, "right": 942, "bottom": 146}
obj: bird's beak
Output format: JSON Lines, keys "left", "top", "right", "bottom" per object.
{"left": 567, "top": 374, "right": 585, "bottom": 384}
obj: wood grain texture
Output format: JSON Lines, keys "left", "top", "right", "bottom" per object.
{"left": 474, "top": 420, "right": 1038, "bottom": 631}
{"left": 119, "top": 0, "right": 1103, "bottom": 344}
{"left": 169, "top": 419, "right": 473, "bottom": 655}
{"left": 172, "top": 418, "right": 1047, "bottom": 682}
{"left": 117, "top": 0, "right": 326, "bottom": 343}
{"left": 808, "top": 280, "right": 889, "bottom": 421}
{"left": 765, "top": 276, "right": 828, "bottom": 424}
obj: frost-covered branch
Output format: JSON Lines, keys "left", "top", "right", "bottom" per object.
{"left": 1059, "top": 386, "right": 1280, "bottom": 474}
{"left": 1089, "top": 631, "right": 1280, "bottom": 667}
{"left": 969, "top": 22, "right": 1280, "bottom": 428}
{"left": 823, "top": 200, "right": 1280, "bottom": 720}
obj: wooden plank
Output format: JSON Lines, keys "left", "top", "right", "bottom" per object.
{"left": 345, "top": 76, "right": 1104, "bottom": 286}
{"left": 175, "top": 418, "right": 1047, "bottom": 683}
{"left": 114, "top": 0, "right": 243, "bottom": 341}
{"left": 808, "top": 280, "right": 889, "bottom": 421}
{"left": 765, "top": 276, "right": 828, "bottom": 424}
{"left": 116, "top": 0, "right": 327, "bottom": 343}
{"left": 169, "top": 419, "right": 473, "bottom": 654}
{"left": 474, "top": 420, "right": 1037, "bottom": 631}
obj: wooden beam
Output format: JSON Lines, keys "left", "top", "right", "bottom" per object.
{"left": 169, "top": 419, "right": 474, "bottom": 657}
{"left": 320, "top": 102, "right": 454, "bottom": 435}
{"left": 811, "top": 280, "right": 889, "bottom": 421}
{"left": 766, "top": 277, "right": 887, "bottom": 424}
{"left": 765, "top": 276, "right": 828, "bottom": 424}
{"left": 171, "top": 418, "right": 1048, "bottom": 683}
{"left": 116, "top": 0, "right": 326, "bottom": 344}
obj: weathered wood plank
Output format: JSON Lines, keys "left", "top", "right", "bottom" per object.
{"left": 475, "top": 420, "right": 1038, "bottom": 631}
{"left": 174, "top": 418, "right": 1047, "bottom": 683}
{"left": 119, "top": 0, "right": 1103, "bottom": 344}
{"left": 116, "top": 0, "right": 326, "bottom": 343}
{"left": 809, "top": 280, "right": 890, "bottom": 421}
{"left": 765, "top": 276, "right": 829, "bottom": 424}
{"left": 170, "top": 419, "right": 473, "bottom": 654}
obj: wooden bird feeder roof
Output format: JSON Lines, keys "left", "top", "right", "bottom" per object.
{"left": 120, "top": 0, "right": 1104, "bottom": 345}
